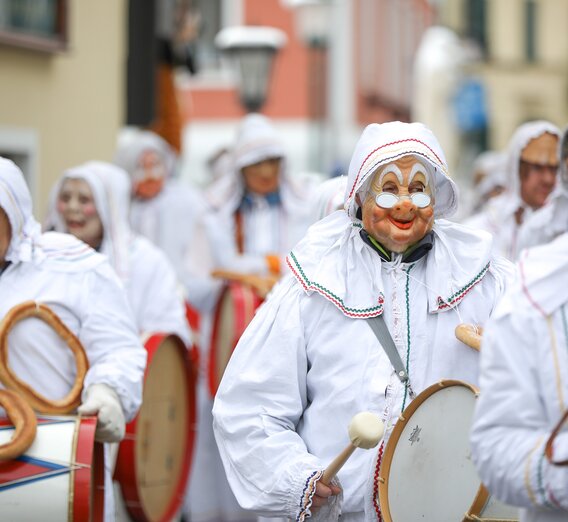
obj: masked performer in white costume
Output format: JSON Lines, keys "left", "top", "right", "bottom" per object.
{"left": 46, "top": 161, "right": 191, "bottom": 345}
{"left": 185, "top": 114, "right": 319, "bottom": 522}
{"left": 463, "top": 121, "right": 560, "bottom": 260}
{"left": 212, "top": 121, "right": 514, "bottom": 521}
{"left": 0, "top": 157, "right": 146, "bottom": 520}
{"left": 516, "top": 125, "right": 568, "bottom": 254}
{"left": 471, "top": 230, "right": 568, "bottom": 522}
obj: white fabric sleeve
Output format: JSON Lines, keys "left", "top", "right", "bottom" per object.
{"left": 471, "top": 311, "right": 568, "bottom": 511}
{"left": 212, "top": 280, "right": 330, "bottom": 520}
{"left": 80, "top": 264, "right": 147, "bottom": 422}
{"left": 134, "top": 243, "right": 192, "bottom": 346}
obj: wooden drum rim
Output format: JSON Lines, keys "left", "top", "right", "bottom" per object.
{"left": 0, "top": 388, "right": 37, "bottom": 460}
{"left": 0, "top": 301, "right": 89, "bottom": 414}
{"left": 377, "top": 379, "right": 483, "bottom": 522}
{"left": 114, "top": 333, "right": 197, "bottom": 522}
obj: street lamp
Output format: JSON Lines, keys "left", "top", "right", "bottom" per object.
{"left": 215, "top": 26, "right": 287, "bottom": 113}
{"left": 287, "top": 0, "right": 332, "bottom": 172}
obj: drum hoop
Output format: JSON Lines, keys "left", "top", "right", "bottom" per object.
{"left": 378, "top": 379, "right": 482, "bottom": 522}
{"left": 114, "top": 333, "right": 196, "bottom": 522}
{"left": 71, "top": 415, "right": 104, "bottom": 522}
{"left": 0, "top": 301, "right": 88, "bottom": 414}
{"left": 208, "top": 283, "right": 262, "bottom": 397}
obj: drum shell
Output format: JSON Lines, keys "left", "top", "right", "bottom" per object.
{"left": 114, "top": 333, "right": 197, "bottom": 522}
{"left": 209, "top": 282, "right": 263, "bottom": 397}
{"left": 0, "top": 414, "right": 104, "bottom": 521}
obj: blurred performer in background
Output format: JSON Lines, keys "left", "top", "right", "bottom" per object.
{"left": 463, "top": 121, "right": 560, "bottom": 260}
{"left": 114, "top": 130, "right": 205, "bottom": 301}
{"left": 517, "top": 125, "right": 568, "bottom": 253}
{"left": 471, "top": 228, "right": 568, "bottom": 521}
{"left": 212, "top": 121, "right": 513, "bottom": 521}
{"left": 465, "top": 149, "right": 507, "bottom": 216}
{"left": 46, "top": 160, "right": 191, "bottom": 345}
{"left": 183, "top": 113, "right": 319, "bottom": 522}
{"left": 0, "top": 157, "right": 146, "bottom": 521}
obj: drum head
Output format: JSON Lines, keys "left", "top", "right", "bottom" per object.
{"left": 379, "top": 380, "right": 482, "bottom": 522}
{"left": 209, "top": 283, "right": 262, "bottom": 397}
{"left": 136, "top": 335, "right": 191, "bottom": 521}
{"left": 115, "top": 333, "right": 196, "bottom": 522}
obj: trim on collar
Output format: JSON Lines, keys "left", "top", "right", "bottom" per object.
{"left": 287, "top": 251, "right": 384, "bottom": 318}
{"left": 435, "top": 262, "right": 490, "bottom": 312}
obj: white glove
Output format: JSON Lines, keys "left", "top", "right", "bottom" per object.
{"left": 78, "top": 384, "right": 126, "bottom": 443}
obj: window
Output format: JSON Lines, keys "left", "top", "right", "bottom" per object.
{"left": 0, "top": 0, "right": 67, "bottom": 53}
{"left": 525, "top": 0, "right": 536, "bottom": 62}
{"left": 465, "top": 0, "right": 487, "bottom": 58}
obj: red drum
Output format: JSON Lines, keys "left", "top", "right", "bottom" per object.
{"left": 209, "top": 282, "right": 263, "bottom": 397}
{"left": 114, "top": 334, "right": 197, "bottom": 522}
{"left": 0, "top": 414, "right": 104, "bottom": 521}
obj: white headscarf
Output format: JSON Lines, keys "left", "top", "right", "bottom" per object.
{"left": 206, "top": 113, "right": 311, "bottom": 215}
{"left": 47, "top": 161, "right": 133, "bottom": 280}
{"left": 114, "top": 129, "right": 177, "bottom": 181}
{"left": 314, "top": 175, "right": 348, "bottom": 220}
{"left": 504, "top": 120, "right": 561, "bottom": 205}
{"left": 0, "top": 157, "right": 103, "bottom": 271}
{"left": 0, "top": 157, "right": 42, "bottom": 264}
{"left": 344, "top": 121, "right": 458, "bottom": 220}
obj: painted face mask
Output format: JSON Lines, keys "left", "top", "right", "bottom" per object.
{"left": 362, "top": 155, "right": 435, "bottom": 253}
{"left": 57, "top": 178, "right": 104, "bottom": 249}
{"left": 132, "top": 149, "right": 167, "bottom": 199}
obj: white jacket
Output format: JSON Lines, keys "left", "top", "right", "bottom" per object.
{"left": 471, "top": 232, "right": 568, "bottom": 522}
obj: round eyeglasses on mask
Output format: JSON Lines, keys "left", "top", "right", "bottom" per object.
{"left": 375, "top": 191, "right": 431, "bottom": 209}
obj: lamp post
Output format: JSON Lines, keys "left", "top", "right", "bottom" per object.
{"left": 215, "top": 26, "right": 287, "bottom": 113}
{"left": 287, "top": 0, "right": 332, "bottom": 173}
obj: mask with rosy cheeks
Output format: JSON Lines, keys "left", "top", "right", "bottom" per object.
{"left": 132, "top": 149, "right": 167, "bottom": 199}
{"left": 57, "top": 178, "right": 104, "bottom": 249}
{"left": 361, "top": 156, "right": 435, "bottom": 253}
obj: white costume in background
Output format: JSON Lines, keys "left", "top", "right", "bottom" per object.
{"left": 185, "top": 114, "right": 320, "bottom": 522}
{"left": 114, "top": 130, "right": 206, "bottom": 297}
{"left": 47, "top": 161, "right": 191, "bottom": 345}
{"left": 0, "top": 158, "right": 146, "bottom": 521}
{"left": 463, "top": 121, "right": 560, "bottom": 260}
{"left": 471, "top": 233, "right": 568, "bottom": 522}
{"left": 213, "top": 122, "right": 514, "bottom": 521}
{"left": 517, "top": 126, "right": 568, "bottom": 253}
{"left": 466, "top": 149, "right": 507, "bottom": 216}
{"left": 313, "top": 175, "right": 348, "bottom": 221}
{"left": 203, "top": 113, "right": 319, "bottom": 276}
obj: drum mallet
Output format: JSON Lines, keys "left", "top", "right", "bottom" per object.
{"left": 321, "top": 411, "right": 384, "bottom": 485}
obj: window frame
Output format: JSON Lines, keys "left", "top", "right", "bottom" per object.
{"left": 0, "top": 0, "right": 68, "bottom": 53}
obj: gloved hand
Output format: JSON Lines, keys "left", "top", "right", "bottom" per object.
{"left": 77, "top": 384, "right": 126, "bottom": 443}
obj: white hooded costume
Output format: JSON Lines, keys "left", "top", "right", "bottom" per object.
{"left": 516, "top": 125, "right": 568, "bottom": 253}
{"left": 463, "top": 121, "right": 561, "bottom": 260}
{"left": 212, "top": 121, "right": 514, "bottom": 521}
{"left": 46, "top": 161, "right": 191, "bottom": 346}
{"left": 202, "top": 113, "right": 318, "bottom": 276}
{"left": 0, "top": 158, "right": 146, "bottom": 520}
{"left": 114, "top": 130, "right": 205, "bottom": 293}
{"left": 471, "top": 232, "right": 568, "bottom": 522}
{"left": 184, "top": 114, "right": 320, "bottom": 522}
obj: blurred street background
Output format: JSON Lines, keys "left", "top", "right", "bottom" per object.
{"left": 0, "top": 0, "right": 567, "bottom": 220}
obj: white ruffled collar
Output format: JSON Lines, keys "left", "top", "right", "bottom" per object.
{"left": 287, "top": 212, "right": 493, "bottom": 318}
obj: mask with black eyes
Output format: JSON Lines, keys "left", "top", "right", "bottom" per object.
{"left": 360, "top": 155, "right": 435, "bottom": 253}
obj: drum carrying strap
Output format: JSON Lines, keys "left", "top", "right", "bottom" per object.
{"left": 367, "top": 314, "right": 415, "bottom": 399}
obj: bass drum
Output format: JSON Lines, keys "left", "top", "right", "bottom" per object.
{"left": 0, "top": 414, "right": 104, "bottom": 521}
{"left": 114, "top": 333, "right": 197, "bottom": 522}
{"left": 377, "top": 380, "right": 519, "bottom": 522}
{"left": 208, "top": 282, "right": 263, "bottom": 397}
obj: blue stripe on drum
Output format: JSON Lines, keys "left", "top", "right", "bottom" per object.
{"left": 0, "top": 457, "right": 70, "bottom": 491}
{"left": 0, "top": 418, "right": 73, "bottom": 431}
